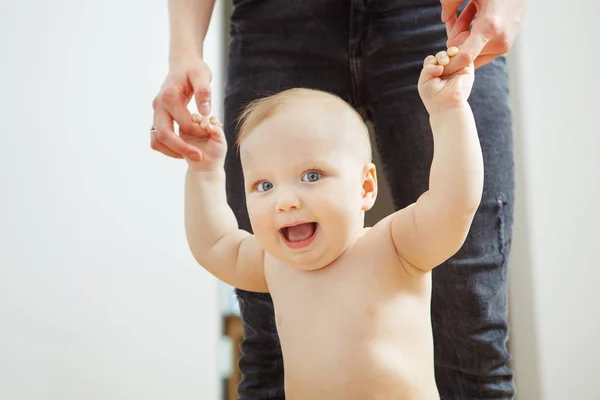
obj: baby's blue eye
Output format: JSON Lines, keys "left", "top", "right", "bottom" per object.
{"left": 256, "top": 181, "right": 273, "bottom": 192}
{"left": 302, "top": 171, "right": 321, "bottom": 182}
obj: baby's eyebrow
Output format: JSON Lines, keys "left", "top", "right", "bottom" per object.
{"left": 244, "top": 169, "right": 271, "bottom": 185}
{"left": 244, "top": 168, "right": 269, "bottom": 178}
{"left": 302, "top": 159, "right": 337, "bottom": 171}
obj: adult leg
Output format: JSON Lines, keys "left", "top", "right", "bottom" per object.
{"left": 224, "top": 1, "right": 355, "bottom": 398}
{"left": 362, "top": 1, "right": 515, "bottom": 398}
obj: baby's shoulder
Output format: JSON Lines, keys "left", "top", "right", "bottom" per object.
{"left": 359, "top": 216, "right": 432, "bottom": 279}
{"left": 358, "top": 214, "right": 394, "bottom": 244}
{"left": 345, "top": 217, "right": 428, "bottom": 283}
{"left": 352, "top": 215, "right": 397, "bottom": 258}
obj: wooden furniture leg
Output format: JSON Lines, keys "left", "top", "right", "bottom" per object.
{"left": 224, "top": 315, "right": 243, "bottom": 400}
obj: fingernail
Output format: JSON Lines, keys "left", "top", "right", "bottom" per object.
{"left": 199, "top": 102, "right": 211, "bottom": 116}
{"left": 190, "top": 152, "right": 202, "bottom": 161}
{"left": 441, "top": 11, "right": 447, "bottom": 21}
{"left": 191, "top": 114, "right": 201, "bottom": 122}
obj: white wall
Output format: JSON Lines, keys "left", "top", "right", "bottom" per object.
{"left": 0, "top": 1, "right": 224, "bottom": 399}
{"left": 508, "top": 0, "right": 600, "bottom": 399}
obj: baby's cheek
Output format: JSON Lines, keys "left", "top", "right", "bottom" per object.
{"left": 324, "top": 201, "right": 352, "bottom": 228}
{"left": 248, "top": 209, "right": 268, "bottom": 232}
{"left": 246, "top": 202, "right": 265, "bottom": 230}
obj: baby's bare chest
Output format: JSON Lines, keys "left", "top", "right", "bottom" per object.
{"left": 266, "top": 259, "right": 436, "bottom": 399}
{"left": 266, "top": 257, "right": 431, "bottom": 338}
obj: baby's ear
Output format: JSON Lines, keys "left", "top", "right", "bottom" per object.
{"left": 361, "top": 163, "right": 378, "bottom": 211}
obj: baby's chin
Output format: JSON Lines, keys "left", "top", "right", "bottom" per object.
{"left": 255, "top": 224, "right": 357, "bottom": 270}
{"left": 273, "top": 243, "right": 348, "bottom": 272}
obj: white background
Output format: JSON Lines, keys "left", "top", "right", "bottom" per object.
{"left": 506, "top": 0, "right": 600, "bottom": 398}
{"left": 0, "top": 0, "right": 224, "bottom": 399}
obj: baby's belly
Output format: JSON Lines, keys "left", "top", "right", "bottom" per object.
{"left": 282, "top": 338, "right": 438, "bottom": 400}
{"left": 275, "top": 303, "right": 439, "bottom": 400}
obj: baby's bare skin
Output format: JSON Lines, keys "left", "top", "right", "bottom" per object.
{"left": 181, "top": 47, "right": 482, "bottom": 400}
{"left": 266, "top": 221, "right": 439, "bottom": 400}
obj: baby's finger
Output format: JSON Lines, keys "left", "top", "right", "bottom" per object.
{"left": 418, "top": 63, "right": 444, "bottom": 86}
{"left": 200, "top": 117, "right": 210, "bottom": 129}
{"left": 192, "top": 114, "right": 226, "bottom": 143}
{"left": 435, "top": 51, "right": 450, "bottom": 66}
{"left": 191, "top": 113, "right": 209, "bottom": 128}
{"left": 425, "top": 64, "right": 444, "bottom": 77}
{"left": 191, "top": 114, "right": 213, "bottom": 138}
{"left": 206, "top": 116, "right": 226, "bottom": 143}
{"left": 209, "top": 116, "right": 223, "bottom": 128}
{"left": 423, "top": 55, "right": 438, "bottom": 67}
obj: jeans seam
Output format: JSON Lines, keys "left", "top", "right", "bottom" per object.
{"left": 497, "top": 193, "right": 508, "bottom": 265}
{"left": 349, "top": 0, "right": 365, "bottom": 112}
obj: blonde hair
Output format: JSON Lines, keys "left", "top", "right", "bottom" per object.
{"left": 235, "top": 88, "right": 370, "bottom": 160}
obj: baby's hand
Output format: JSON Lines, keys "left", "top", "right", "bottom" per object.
{"left": 418, "top": 47, "right": 475, "bottom": 115}
{"left": 181, "top": 114, "right": 227, "bottom": 171}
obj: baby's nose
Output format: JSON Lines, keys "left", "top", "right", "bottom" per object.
{"left": 276, "top": 192, "right": 302, "bottom": 212}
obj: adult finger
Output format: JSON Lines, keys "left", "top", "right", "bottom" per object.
{"left": 189, "top": 68, "right": 212, "bottom": 116}
{"left": 446, "top": 29, "right": 471, "bottom": 49}
{"left": 448, "top": 2, "right": 477, "bottom": 43}
{"left": 462, "top": 6, "right": 516, "bottom": 60}
{"left": 460, "top": 27, "right": 491, "bottom": 63}
{"left": 444, "top": 28, "right": 490, "bottom": 75}
{"left": 158, "top": 87, "right": 204, "bottom": 139}
{"left": 474, "top": 53, "right": 498, "bottom": 69}
{"left": 150, "top": 137, "right": 184, "bottom": 159}
{"left": 153, "top": 107, "right": 201, "bottom": 160}
{"left": 440, "top": 0, "right": 464, "bottom": 22}
{"left": 445, "top": 14, "right": 457, "bottom": 38}
{"left": 150, "top": 117, "right": 183, "bottom": 159}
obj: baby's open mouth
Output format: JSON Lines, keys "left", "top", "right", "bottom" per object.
{"left": 280, "top": 222, "right": 317, "bottom": 242}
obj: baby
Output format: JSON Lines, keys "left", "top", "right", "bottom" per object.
{"left": 182, "top": 47, "right": 483, "bottom": 400}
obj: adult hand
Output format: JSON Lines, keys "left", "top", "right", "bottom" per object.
{"left": 151, "top": 57, "right": 212, "bottom": 160}
{"left": 440, "top": 0, "right": 527, "bottom": 75}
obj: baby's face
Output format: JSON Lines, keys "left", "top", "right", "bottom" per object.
{"left": 240, "top": 103, "right": 376, "bottom": 270}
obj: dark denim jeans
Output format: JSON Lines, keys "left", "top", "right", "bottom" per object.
{"left": 223, "top": 1, "right": 515, "bottom": 399}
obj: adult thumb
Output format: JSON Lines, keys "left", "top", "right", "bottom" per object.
{"left": 440, "top": 0, "right": 464, "bottom": 22}
{"left": 190, "top": 69, "right": 212, "bottom": 116}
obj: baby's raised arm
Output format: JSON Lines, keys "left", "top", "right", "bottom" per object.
{"left": 183, "top": 116, "right": 268, "bottom": 292}
{"left": 391, "top": 49, "right": 484, "bottom": 272}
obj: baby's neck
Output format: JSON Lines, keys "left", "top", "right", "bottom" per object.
{"left": 278, "top": 226, "right": 371, "bottom": 272}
